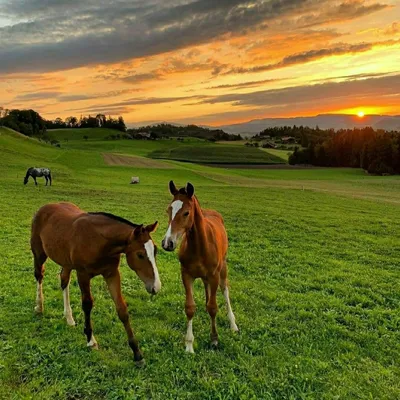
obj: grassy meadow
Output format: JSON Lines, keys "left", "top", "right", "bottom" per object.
{"left": 0, "top": 127, "right": 400, "bottom": 399}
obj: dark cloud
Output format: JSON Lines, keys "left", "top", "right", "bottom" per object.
{"left": 64, "top": 95, "right": 208, "bottom": 113}
{"left": 55, "top": 105, "right": 133, "bottom": 116}
{"left": 14, "top": 91, "right": 63, "bottom": 100}
{"left": 120, "top": 73, "right": 165, "bottom": 84}
{"left": 296, "top": 0, "right": 391, "bottom": 28}
{"left": 195, "top": 74, "right": 400, "bottom": 108}
{"left": 223, "top": 40, "right": 400, "bottom": 75}
{"left": 0, "top": 0, "right": 389, "bottom": 74}
{"left": 57, "top": 89, "right": 138, "bottom": 102}
{"left": 313, "top": 71, "right": 399, "bottom": 83}
{"left": 207, "top": 78, "right": 285, "bottom": 90}
{"left": 12, "top": 88, "right": 139, "bottom": 103}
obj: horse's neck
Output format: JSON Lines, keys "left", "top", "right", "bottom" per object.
{"left": 97, "top": 221, "right": 132, "bottom": 253}
{"left": 187, "top": 197, "right": 207, "bottom": 250}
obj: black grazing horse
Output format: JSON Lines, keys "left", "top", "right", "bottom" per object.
{"left": 24, "top": 167, "right": 52, "bottom": 186}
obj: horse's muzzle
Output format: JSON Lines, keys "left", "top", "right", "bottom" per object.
{"left": 146, "top": 281, "right": 161, "bottom": 295}
{"left": 162, "top": 238, "right": 175, "bottom": 252}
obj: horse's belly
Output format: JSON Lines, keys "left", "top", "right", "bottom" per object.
{"left": 42, "top": 240, "right": 73, "bottom": 268}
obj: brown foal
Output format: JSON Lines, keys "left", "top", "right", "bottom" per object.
{"left": 162, "top": 181, "right": 238, "bottom": 353}
{"left": 31, "top": 202, "right": 160, "bottom": 365}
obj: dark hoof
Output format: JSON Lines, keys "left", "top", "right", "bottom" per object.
{"left": 211, "top": 340, "right": 218, "bottom": 349}
{"left": 135, "top": 358, "right": 146, "bottom": 368}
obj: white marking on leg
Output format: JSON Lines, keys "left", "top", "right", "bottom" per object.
{"left": 34, "top": 282, "right": 43, "bottom": 313}
{"left": 144, "top": 240, "right": 161, "bottom": 293}
{"left": 185, "top": 319, "right": 194, "bottom": 353}
{"left": 224, "top": 287, "right": 239, "bottom": 332}
{"left": 87, "top": 334, "right": 98, "bottom": 349}
{"left": 163, "top": 200, "right": 183, "bottom": 243}
{"left": 63, "top": 285, "right": 75, "bottom": 326}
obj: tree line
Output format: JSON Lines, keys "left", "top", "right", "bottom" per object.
{"left": 256, "top": 125, "right": 331, "bottom": 147}
{"left": 288, "top": 127, "right": 400, "bottom": 175}
{"left": 127, "top": 124, "right": 242, "bottom": 141}
{"left": 0, "top": 108, "right": 127, "bottom": 135}
{"left": 0, "top": 108, "right": 240, "bottom": 141}
{"left": 45, "top": 114, "right": 127, "bottom": 132}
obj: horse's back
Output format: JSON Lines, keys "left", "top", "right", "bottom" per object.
{"left": 31, "top": 202, "right": 86, "bottom": 264}
{"left": 32, "top": 202, "right": 84, "bottom": 238}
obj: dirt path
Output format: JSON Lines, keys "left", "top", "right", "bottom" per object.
{"left": 103, "top": 153, "right": 172, "bottom": 168}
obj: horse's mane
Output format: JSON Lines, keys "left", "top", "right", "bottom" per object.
{"left": 88, "top": 212, "right": 139, "bottom": 228}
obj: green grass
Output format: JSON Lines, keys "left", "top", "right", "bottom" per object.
{"left": 260, "top": 148, "right": 292, "bottom": 161}
{"left": 150, "top": 144, "right": 285, "bottom": 164}
{"left": 1, "top": 127, "right": 400, "bottom": 399}
{"left": 48, "top": 128, "right": 121, "bottom": 141}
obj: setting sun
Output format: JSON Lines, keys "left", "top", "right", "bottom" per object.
{"left": 357, "top": 111, "right": 365, "bottom": 118}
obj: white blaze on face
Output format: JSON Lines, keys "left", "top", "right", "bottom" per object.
{"left": 164, "top": 200, "right": 183, "bottom": 243}
{"left": 144, "top": 240, "right": 161, "bottom": 293}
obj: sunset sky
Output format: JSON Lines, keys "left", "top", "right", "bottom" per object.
{"left": 1, "top": 0, "right": 399, "bottom": 126}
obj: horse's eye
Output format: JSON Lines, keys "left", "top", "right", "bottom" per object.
{"left": 183, "top": 211, "right": 189, "bottom": 217}
{"left": 137, "top": 253, "right": 145, "bottom": 260}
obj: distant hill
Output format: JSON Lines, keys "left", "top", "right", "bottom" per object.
{"left": 217, "top": 114, "right": 400, "bottom": 135}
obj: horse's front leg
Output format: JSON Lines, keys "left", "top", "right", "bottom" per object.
{"left": 182, "top": 270, "right": 196, "bottom": 353}
{"left": 77, "top": 271, "right": 98, "bottom": 349}
{"left": 60, "top": 267, "right": 75, "bottom": 326}
{"left": 45, "top": 176, "right": 48, "bottom": 186}
{"left": 104, "top": 270, "right": 144, "bottom": 366}
{"left": 34, "top": 177, "right": 38, "bottom": 186}
{"left": 207, "top": 273, "right": 220, "bottom": 348}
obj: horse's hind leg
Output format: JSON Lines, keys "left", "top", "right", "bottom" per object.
{"left": 207, "top": 273, "right": 220, "bottom": 347}
{"left": 60, "top": 268, "right": 75, "bottom": 326}
{"left": 219, "top": 262, "right": 239, "bottom": 332}
{"left": 32, "top": 248, "right": 47, "bottom": 314}
{"left": 77, "top": 271, "right": 98, "bottom": 349}
{"left": 45, "top": 176, "right": 48, "bottom": 186}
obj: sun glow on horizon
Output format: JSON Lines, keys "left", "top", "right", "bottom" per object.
{"left": 357, "top": 111, "right": 365, "bottom": 118}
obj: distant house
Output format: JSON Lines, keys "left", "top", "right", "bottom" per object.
{"left": 137, "top": 131, "right": 151, "bottom": 139}
{"left": 262, "top": 141, "right": 277, "bottom": 149}
{"left": 281, "top": 136, "right": 296, "bottom": 144}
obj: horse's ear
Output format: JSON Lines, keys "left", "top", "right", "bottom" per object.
{"left": 145, "top": 221, "right": 158, "bottom": 233}
{"left": 133, "top": 224, "right": 144, "bottom": 238}
{"left": 169, "top": 180, "right": 178, "bottom": 196}
{"left": 186, "top": 182, "right": 194, "bottom": 199}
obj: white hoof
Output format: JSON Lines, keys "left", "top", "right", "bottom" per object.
{"left": 87, "top": 336, "right": 98, "bottom": 350}
{"left": 185, "top": 342, "right": 194, "bottom": 353}
{"left": 66, "top": 316, "right": 76, "bottom": 326}
{"left": 231, "top": 323, "right": 239, "bottom": 332}
{"left": 211, "top": 340, "right": 218, "bottom": 348}
{"left": 34, "top": 305, "right": 43, "bottom": 314}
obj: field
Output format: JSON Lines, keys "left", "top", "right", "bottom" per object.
{"left": 150, "top": 144, "right": 285, "bottom": 164}
{"left": 1, "top": 126, "right": 400, "bottom": 399}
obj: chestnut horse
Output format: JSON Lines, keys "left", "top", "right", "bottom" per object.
{"left": 31, "top": 202, "right": 160, "bottom": 366}
{"left": 162, "top": 181, "right": 238, "bottom": 353}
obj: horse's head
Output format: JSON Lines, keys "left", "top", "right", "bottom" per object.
{"left": 24, "top": 167, "right": 33, "bottom": 185}
{"left": 125, "top": 222, "right": 161, "bottom": 295}
{"left": 162, "top": 180, "right": 195, "bottom": 252}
